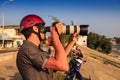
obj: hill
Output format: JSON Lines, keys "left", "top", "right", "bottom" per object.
{"left": 80, "top": 46, "right": 120, "bottom": 80}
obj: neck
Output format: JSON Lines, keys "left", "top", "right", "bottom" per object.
{"left": 27, "top": 33, "right": 40, "bottom": 46}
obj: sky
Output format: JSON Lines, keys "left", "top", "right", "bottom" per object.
{"left": 0, "top": 0, "right": 120, "bottom": 38}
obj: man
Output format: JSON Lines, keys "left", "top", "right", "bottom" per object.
{"left": 72, "top": 46, "right": 83, "bottom": 59}
{"left": 16, "top": 14, "right": 78, "bottom": 80}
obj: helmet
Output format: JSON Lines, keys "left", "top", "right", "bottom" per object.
{"left": 20, "top": 14, "right": 45, "bottom": 32}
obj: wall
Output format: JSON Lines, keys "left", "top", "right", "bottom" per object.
{"left": 0, "top": 52, "right": 17, "bottom": 64}
{"left": 76, "top": 36, "right": 87, "bottom": 46}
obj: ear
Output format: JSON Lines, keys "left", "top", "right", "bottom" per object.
{"left": 33, "top": 26, "right": 38, "bottom": 33}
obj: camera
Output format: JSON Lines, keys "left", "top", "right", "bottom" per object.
{"left": 45, "top": 25, "right": 89, "bottom": 36}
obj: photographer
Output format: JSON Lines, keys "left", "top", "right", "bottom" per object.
{"left": 16, "top": 14, "right": 78, "bottom": 80}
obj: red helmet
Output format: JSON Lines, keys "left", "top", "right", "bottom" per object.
{"left": 20, "top": 14, "right": 45, "bottom": 32}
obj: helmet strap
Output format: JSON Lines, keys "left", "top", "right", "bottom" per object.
{"left": 38, "top": 27, "right": 43, "bottom": 41}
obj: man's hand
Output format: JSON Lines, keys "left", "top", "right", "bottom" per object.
{"left": 50, "top": 22, "right": 64, "bottom": 36}
{"left": 71, "top": 33, "right": 79, "bottom": 42}
{"left": 55, "top": 22, "right": 64, "bottom": 35}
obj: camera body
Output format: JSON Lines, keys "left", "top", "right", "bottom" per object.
{"left": 45, "top": 25, "right": 89, "bottom": 36}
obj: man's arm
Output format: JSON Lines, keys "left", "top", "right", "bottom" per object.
{"left": 65, "top": 33, "right": 78, "bottom": 56}
{"left": 44, "top": 22, "right": 69, "bottom": 71}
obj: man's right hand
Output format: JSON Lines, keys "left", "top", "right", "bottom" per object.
{"left": 50, "top": 22, "right": 64, "bottom": 36}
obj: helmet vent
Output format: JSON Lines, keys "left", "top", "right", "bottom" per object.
{"left": 28, "top": 20, "right": 34, "bottom": 25}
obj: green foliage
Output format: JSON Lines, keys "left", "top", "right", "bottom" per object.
{"left": 49, "top": 16, "right": 60, "bottom": 22}
{"left": 60, "top": 34, "right": 71, "bottom": 47}
{"left": 100, "top": 40, "right": 111, "bottom": 54}
{"left": 87, "top": 32, "right": 112, "bottom": 54}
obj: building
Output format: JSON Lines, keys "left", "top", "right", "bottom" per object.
{"left": 46, "top": 35, "right": 88, "bottom": 47}
{"left": 0, "top": 27, "right": 25, "bottom": 49}
{"left": 76, "top": 36, "right": 88, "bottom": 46}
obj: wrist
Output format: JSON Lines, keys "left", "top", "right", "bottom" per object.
{"left": 71, "top": 39, "right": 77, "bottom": 42}
{"left": 52, "top": 35, "right": 60, "bottom": 41}
{"left": 70, "top": 40, "right": 76, "bottom": 44}
{"left": 52, "top": 33, "right": 59, "bottom": 39}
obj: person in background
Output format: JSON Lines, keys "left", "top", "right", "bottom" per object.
{"left": 16, "top": 14, "right": 78, "bottom": 80}
{"left": 65, "top": 46, "right": 83, "bottom": 80}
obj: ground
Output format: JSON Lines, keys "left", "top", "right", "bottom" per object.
{"left": 80, "top": 46, "right": 120, "bottom": 80}
{"left": 0, "top": 56, "right": 21, "bottom": 80}
{"left": 0, "top": 46, "right": 120, "bottom": 80}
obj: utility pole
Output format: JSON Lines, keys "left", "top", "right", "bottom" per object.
{"left": 1, "top": 0, "right": 14, "bottom": 48}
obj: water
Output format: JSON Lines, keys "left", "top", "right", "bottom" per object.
{"left": 112, "top": 45, "right": 120, "bottom": 55}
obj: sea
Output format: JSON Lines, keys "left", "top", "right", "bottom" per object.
{"left": 112, "top": 45, "right": 120, "bottom": 55}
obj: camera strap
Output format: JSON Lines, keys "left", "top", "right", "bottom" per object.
{"left": 52, "top": 22, "right": 62, "bottom": 42}
{"left": 52, "top": 22, "right": 60, "bottom": 35}
{"left": 54, "top": 26, "right": 63, "bottom": 43}
{"left": 55, "top": 26, "right": 60, "bottom": 35}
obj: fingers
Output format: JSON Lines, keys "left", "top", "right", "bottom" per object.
{"left": 55, "top": 22, "right": 64, "bottom": 35}
{"left": 72, "top": 33, "right": 79, "bottom": 41}
{"left": 73, "top": 33, "right": 79, "bottom": 38}
{"left": 50, "top": 26, "right": 56, "bottom": 35}
{"left": 55, "top": 22, "right": 63, "bottom": 27}
{"left": 50, "top": 22, "right": 64, "bottom": 35}
{"left": 74, "top": 32, "right": 78, "bottom": 36}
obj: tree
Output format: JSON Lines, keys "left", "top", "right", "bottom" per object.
{"left": 49, "top": 16, "right": 60, "bottom": 22}
{"left": 87, "top": 32, "right": 112, "bottom": 54}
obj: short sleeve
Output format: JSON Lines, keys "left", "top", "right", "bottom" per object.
{"left": 27, "top": 48, "right": 49, "bottom": 70}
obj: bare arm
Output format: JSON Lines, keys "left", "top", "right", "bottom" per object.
{"left": 65, "top": 33, "right": 78, "bottom": 56}
{"left": 45, "top": 22, "right": 69, "bottom": 71}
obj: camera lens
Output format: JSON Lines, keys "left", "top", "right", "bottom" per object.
{"left": 45, "top": 25, "right": 89, "bottom": 36}
{"left": 79, "top": 25, "right": 89, "bottom": 35}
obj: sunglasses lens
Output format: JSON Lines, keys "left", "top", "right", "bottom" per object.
{"left": 35, "top": 23, "right": 46, "bottom": 33}
{"left": 40, "top": 27, "right": 45, "bottom": 33}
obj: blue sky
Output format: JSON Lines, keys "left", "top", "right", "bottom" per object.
{"left": 0, "top": 0, "right": 120, "bottom": 38}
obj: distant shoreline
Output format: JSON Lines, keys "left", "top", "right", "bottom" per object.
{"left": 112, "top": 44, "right": 120, "bottom": 56}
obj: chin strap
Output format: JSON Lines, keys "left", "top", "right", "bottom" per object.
{"left": 38, "top": 27, "right": 43, "bottom": 41}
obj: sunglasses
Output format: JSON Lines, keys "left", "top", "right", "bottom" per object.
{"left": 35, "top": 23, "right": 46, "bottom": 33}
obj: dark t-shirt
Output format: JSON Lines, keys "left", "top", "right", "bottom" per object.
{"left": 16, "top": 40, "right": 52, "bottom": 80}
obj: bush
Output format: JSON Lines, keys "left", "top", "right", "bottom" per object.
{"left": 87, "top": 32, "right": 111, "bottom": 54}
